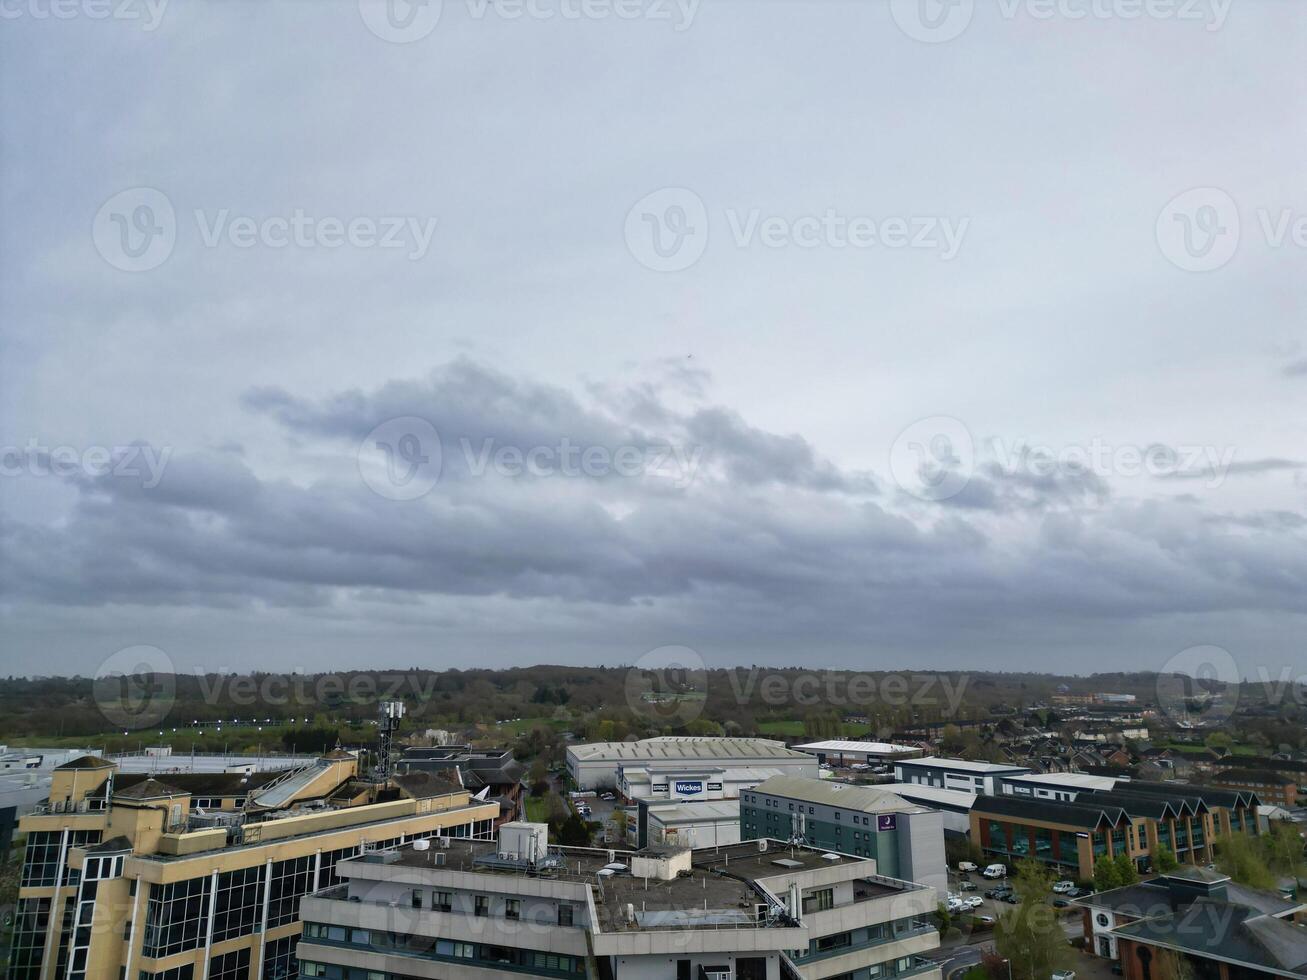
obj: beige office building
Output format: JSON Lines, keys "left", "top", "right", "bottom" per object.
{"left": 10, "top": 753, "right": 498, "bottom": 980}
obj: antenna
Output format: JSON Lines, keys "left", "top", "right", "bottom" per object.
{"left": 377, "top": 700, "right": 405, "bottom": 780}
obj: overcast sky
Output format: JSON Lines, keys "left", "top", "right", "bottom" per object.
{"left": 1, "top": 0, "right": 1304, "bottom": 683}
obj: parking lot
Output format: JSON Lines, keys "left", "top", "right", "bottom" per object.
{"left": 945, "top": 867, "right": 1088, "bottom": 937}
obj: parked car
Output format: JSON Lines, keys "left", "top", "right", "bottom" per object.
{"left": 965, "top": 896, "right": 983, "bottom": 909}
{"left": 982, "top": 863, "right": 1008, "bottom": 879}
{"left": 1051, "top": 972, "right": 1077, "bottom": 980}
{"left": 974, "top": 914, "right": 996, "bottom": 925}
{"left": 984, "top": 887, "right": 1012, "bottom": 899}
{"left": 1052, "top": 880, "right": 1076, "bottom": 894}
{"left": 957, "top": 861, "right": 978, "bottom": 873}
{"left": 1052, "top": 898, "right": 1071, "bottom": 908}
{"left": 1001, "top": 893, "right": 1020, "bottom": 905}
{"left": 959, "top": 880, "right": 978, "bottom": 891}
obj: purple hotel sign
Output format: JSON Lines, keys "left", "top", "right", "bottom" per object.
{"left": 876, "top": 814, "right": 898, "bottom": 832}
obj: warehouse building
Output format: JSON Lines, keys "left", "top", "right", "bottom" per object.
{"left": 299, "top": 822, "right": 944, "bottom": 980}
{"left": 740, "top": 775, "right": 947, "bottom": 898}
{"left": 792, "top": 740, "right": 924, "bottom": 767}
{"left": 566, "top": 737, "right": 816, "bottom": 791}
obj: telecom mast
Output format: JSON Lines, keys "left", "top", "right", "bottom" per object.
{"left": 377, "top": 700, "right": 405, "bottom": 780}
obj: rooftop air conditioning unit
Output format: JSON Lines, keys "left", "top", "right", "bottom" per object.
{"left": 757, "top": 839, "right": 768, "bottom": 853}
{"left": 414, "top": 839, "right": 430, "bottom": 851}
{"left": 438, "top": 837, "right": 450, "bottom": 848}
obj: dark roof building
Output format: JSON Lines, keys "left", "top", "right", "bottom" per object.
{"left": 1075, "top": 867, "right": 1307, "bottom": 978}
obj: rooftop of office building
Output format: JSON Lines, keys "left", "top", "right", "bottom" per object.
{"left": 330, "top": 834, "right": 922, "bottom": 934}
{"left": 748, "top": 774, "right": 930, "bottom": 813}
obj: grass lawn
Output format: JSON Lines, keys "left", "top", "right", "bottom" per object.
{"left": 525, "top": 796, "right": 550, "bottom": 823}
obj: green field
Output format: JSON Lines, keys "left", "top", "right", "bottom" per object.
{"left": 756, "top": 720, "right": 870, "bottom": 737}
{"left": 525, "top": 796, "right": 550, "bottom": 823}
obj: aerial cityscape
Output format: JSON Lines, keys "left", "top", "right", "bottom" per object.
{"left": 2, "top": 2, "right": 1305, "bottom": 980}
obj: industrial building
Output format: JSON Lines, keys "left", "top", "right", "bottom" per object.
{"left": 299, "top": 822, "right": 944, "bottom": 980}
{"left": 9, "top": 736, "right": 499, "bottom": 980}
{"left": 740, "top": 775, "right": 947, "bottom": 898}
{"left": 891, "top": 757, "right": 1031, "bottom": 796}
{"left": 996, "top": 771, "right": 1117, "bottom": 801}
{"left": 632, "top": 799, "right": 742, "bottom": 849}
{"left": 566, "top": 737, "right": 816, "bottom": 792}
{"left": 791, "top": 740, "right": 923, "bottom": 767}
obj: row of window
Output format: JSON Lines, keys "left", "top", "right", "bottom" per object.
{"left": 21, "top": 830, "right": 103, "bottom": 887}
{"left": 402, "top": 888, "right": 574, "bottom": 925}
{"left": 794, "top": 915, "right": 934, "bottom": 960}
{"left": 303, "top": 923, "right": 585, "bottom": 976}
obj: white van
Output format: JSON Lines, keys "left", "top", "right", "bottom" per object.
{"left": 982, "top": 863, "right": 1008, "bottom": 879}
{"left": 957, "top": 861, "right": 978, "bottom": 873}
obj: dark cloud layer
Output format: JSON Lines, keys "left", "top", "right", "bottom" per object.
{"left": 4, "top": 362, "right": 1306, "bottom": 670}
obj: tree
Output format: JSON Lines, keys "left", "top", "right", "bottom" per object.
{"left": 1262, "top": 821, "right": 1306, "bottom": 884}
{"left": 1153, "top": 844, "right": 1180, "bottom": 872}
{"left": 992, "top": 860, "right": 1073, "bottom": 980}
{"left": 1215, "top": 832, "right": 1276, "bottom": 891}
{"left": 1113, "top": 852, "right": 1139, "bottom": 886}
{"left": 1094, "top": 854, "right": 1122, "bottom": 891}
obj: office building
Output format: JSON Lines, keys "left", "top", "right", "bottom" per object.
{"left": 1211, "top": 768, "right": 1299, "bottom": 807}
{"left": 891, "top": 758, "right": 1030, "bottom": 796}
{"left": 566, "top": 738, "right": 816, "bottom": 792}
{"left": 969, "top": 780, "right": 1261, "bottom": 881}
{"left": 1074, "top": 865, "right": 1307, "bottom": 976}
{"left": 9, "top": 752, "right": 498, "bottom": 980}
{"left": 299, "top": 822, "right": 943, "bottom": 980}
{"left": 878, "top": 784, "right": 975, "bottom": 838}
{"left": 996, "top": 771, "right": 1117, "bottom": 802}
{"left": 397, "top": 746, "right": 525, "bottom": 825}
{"left": 740, "top": 776, "right": 946, "bottom": 898}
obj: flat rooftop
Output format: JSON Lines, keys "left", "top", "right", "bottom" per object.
{"left": 895, "top": 756, "right": 1030, "bottom": 774}
{"left": 341, "top": 838, "right": 915, "bottom": 933}
{"left": 793, "top": 740, "right": 922, "bottom": 755}
{"left": 568, "top": 738, "right": 810, "bottom": 762}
